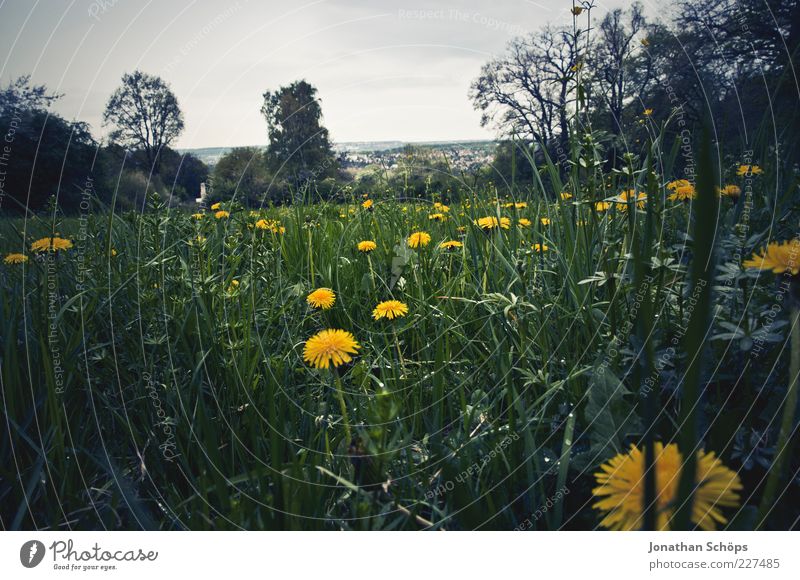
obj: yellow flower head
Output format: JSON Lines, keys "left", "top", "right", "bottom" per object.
{"left": 615, "top": 189, "right": 647, "bottom": 211}
{"left": 303, "top": 329, "right": 360, "bottom": 369}
{"left": 571, "top": 6, "right": 583, "bottom": 16}
{"left": 4, "top": 253, "right": 28, "bottom": 264}
{"left": 743, "top": 240, "right": 800, "bottom": 275}
{"left": 668, "top": 183, "right": 696, "bottom": 202}
{"left": 307, "top": 287, "right": 336, "bottom": 310}
{"left": 643, "top": 108, "right": 654, "bottom": 117}
{"left": 718, "top": 184, "right": 742, "bottom": 198}
{"left": 540, "top": 217, "right": 551, "bottom": 226}
{"left": 357, "top": 240, "right": 377, "bottom": 253}
{"left": 408, "top": 231, "right": 432, "bottom": 248}
{"left": 439, "top": 240, "right": 463, "bottom": 250}
{"left": 428, "top": 213, "right": 447, "bottom": 222}
{"left": 372, "top": 300, "right": 409, "bottom": 321}
{"left": 595, "top": 201, "right": 611, "bottom": 212}
{"left": 255, "top": 219, "right": 283, "bottom": 233}
{"left": 518, "top": 218, "right": 532, "bottom": 227}
{"left": 475, "top": 216, "right": 511, "bottom": 230}
{"left": 30, "top": 237, "right": 73, "bottom": 253}
{"left": 593, "top": 442, "right": 742, "bottom": 531}
{"left": 532, "top": 243, "right": 549, "bottom": 253}
{"left": 737, "top": 164, "right": 762, "bottom": 177}
{"left": 560, "top": 192, "right": 573, "bottom": 200}
{"left": 666, "top": 179, "right": 690, "bottom": 191}
{"left": 215, "top": 210, "right": 230, "bottom": 219}
{"left": 362, "top": 199, "right": 374, "bottom": 209}
{"left": 210, "top": 202, "right": 221, "bottom": 210}
{"left": 191, "top": 213, "right": 205, "bottom": 219}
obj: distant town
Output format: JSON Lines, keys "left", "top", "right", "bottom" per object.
{"left": 180, "top": 140, "right": 496, "bottom": 174}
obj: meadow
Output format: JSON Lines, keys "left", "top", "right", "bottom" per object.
{"left": 1, "top": 142, "right": 798, "bottom": 531}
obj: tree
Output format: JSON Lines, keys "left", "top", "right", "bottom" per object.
{"left": 0, "top": 77, "right": 99, "bottom": 213}
{"left": 260, "top": 80, "right": 336, "bottom": 183}
{"left": 103, "top": 70, "right": 184, "bottom": 172}
{"left": 470, "top": 26, "right": 578, "bottom": 155}
{"left": 590, "top": 3, "right": 649, "bottom": 136}
{"left": 211, "top": 147, "right": 273, "bottom": 205}
{"left": 158, "top": 149, "right": 209, "bottom": 201}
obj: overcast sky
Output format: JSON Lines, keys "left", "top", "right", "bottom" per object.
{"left": 0, "top": 0, "right": 637, "bottom": 148}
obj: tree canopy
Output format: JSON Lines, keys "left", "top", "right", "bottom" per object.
{"left": 103, "top": 70, "right": 184, "bottom": 172}
{"left": 261, "top": 80, "right": 337, "bottom": 183}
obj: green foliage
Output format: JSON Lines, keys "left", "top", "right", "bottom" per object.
{"left": 261, "top": 80, "right": 337, "bottom": 184}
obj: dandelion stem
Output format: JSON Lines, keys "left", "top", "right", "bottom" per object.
{"left": 332, "top": 373, "right": 352, "bottom": 443}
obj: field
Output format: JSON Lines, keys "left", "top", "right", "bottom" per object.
{"left": 1, "top": 148, "right": 798, "bottom": 531}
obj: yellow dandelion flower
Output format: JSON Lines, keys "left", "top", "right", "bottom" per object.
{"left": 30, "top": 237, "right": 73, "bottom": 253}
{"left": 428, "top": 213, "right": 446, "bottom": 222}
{"left": 595, "top": 201, "right": 611, "bottom": 212}
{"left": 357, "top": 240, "right": 377, "bottom": 253}
{"left": 215, "top": 210, "right": 230, "bottom": 219}
{"left": 643, "top": 108, "right": 654, "bottom": 117}
{"left": 540, "top": 217, "right": 551, "bottom": 226}
{"left": 666, "top": 179, "right": 691, "bottom": 191}
{"left": 307, "top": 287, "right": 336, "bottom": 310}
{"left": 560, "top": 192, "right": 573, "bottom": 200}
{"left": 408, "top": 231, "right": 432, "bottom": 248}
{"left": 303, "top": 329, "right": 360, "bottom": 370}
{"left": 668, "top": 183, "right": 696, "bottom": 202}
{"left": 475, "top": 216, "right": 511, "bottom": 230}
{"left": 532, "top": 243, "right": 549, "bottom": 253}
{"left": 742, "top": 240, "right": 800, "bottom": 275}
{"left": 362, "top": 199, "right": 374, "bottom": 209}
{"left": 210, "top": 202, "right": 221, "bottom": 210}
{"left": 737, "top": 164, "right": 762, "bottom": 177}
{"left": 254, "top": 219, "right": 269, "bottom": 230}
{"left": 191, "top": 213, "right": 205, "bottom": 219}
{"left": 718, "top": 184, "right": 742, "bottom": 198}
{"left": 372, "top": 300, "right": 409, "bottom": 320}
{"left": 439, "top": 240, "right": 463, "bottom": 250}
{"left": 615, "top": 189, "right": 647, "bottom": 211}
{"left": 593, "top": 442, "right": 742, "bottom": 531}
{"left": 518, "top": 218, "right": 532, "bottom": 227}
{"left": 4, "top": 253, "right": 28, "bottom": 264}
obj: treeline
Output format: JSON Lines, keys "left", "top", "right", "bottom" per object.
{"left": 0, "top": 74, "right": 209, "bottom": 214}
{"left": 0, "top": 73, "right": 347, "bottom": 214}
{"left": 473, "top": 0, "right": 800, "bottom": 188}
{"left": 2, "top": 0, "right": 796, "bottom": 213}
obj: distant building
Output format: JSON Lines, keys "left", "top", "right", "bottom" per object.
{"left": 196, "top": 182, "right": 207, "bottom": 204}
